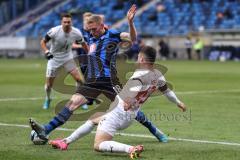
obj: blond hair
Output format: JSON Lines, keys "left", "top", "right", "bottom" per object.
{"left": 87, "top": 14, "right": 103, "bottom": 24}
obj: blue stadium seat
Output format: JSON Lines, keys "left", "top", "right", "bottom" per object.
{"left": 15, "top": 0, "right": 240, "bottom": 37}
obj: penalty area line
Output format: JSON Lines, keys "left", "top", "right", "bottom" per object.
{"left": 0, "top": 122, "right": 240, "bottom": 146}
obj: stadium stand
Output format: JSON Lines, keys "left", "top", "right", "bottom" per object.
{"left": 13, "top": 0, "right": 150, "bottom": 37}
{"left": 2, "top": 0, "right": 238, "bottom": 37}
{"left": 120, "top": 0, "right": 240, "bottom": 36}
{"left": 0, "top": 0, "right": 47, "bottom": 25}
{"left": 1, "top": 0, "right": 240, "bottom": 60}
{"left": 0, "top": 0, "right": 64, "bottom": 36}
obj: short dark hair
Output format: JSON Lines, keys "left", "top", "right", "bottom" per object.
{"left": 61, "top": 13, "right": 72, "bottom": 19}
{"left": 140, "top": 46, "right": 156, "bottom": 64}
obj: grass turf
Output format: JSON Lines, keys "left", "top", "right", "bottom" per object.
{"left": 0, "top": 59, "right": 240, "bottom": 159}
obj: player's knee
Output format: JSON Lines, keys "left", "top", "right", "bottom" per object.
{"left": 75, "top": 76, "right": 82, "bottom": 82}
{"left": 68, "top": 94, "right": 87, "bottom": 111}
{"left": 71, "top": 69, "right": 82, "bottom": 81}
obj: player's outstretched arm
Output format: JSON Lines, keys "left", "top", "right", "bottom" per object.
{"left": 119, "top": 5, "right": 137, "bottom": 46}
{"left": 159, "top": 85, "right": 187, "bottom": 112}
{"left": 127, "top": 4, "right": 137, "bottom": 42}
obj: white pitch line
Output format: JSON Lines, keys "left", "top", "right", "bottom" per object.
{"left": 0, "top": 96, "right": 67, "bottom": 102}
{"left": 0, "top": 122, "right": 240, "bottom": 147}
{"left": 1, "top": 89, "right": 240, "bottom": 102}
{"left": 176, "top": 89, "right": 240, "bottom": 95}
{"left": 0, "top": 97, "right": 44, "bottom": 102}
{"left": 168, "top": 137, "right": 240, "bottom": 146}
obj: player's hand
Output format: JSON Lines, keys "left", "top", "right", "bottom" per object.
{"left": 127, "top": 4, "right": 137, "bottom": 23}
{"left": 45, "top": 51, "right": 53, "bottom": 60}
{"left": 177, "top": 102, "right": 187, "bottom": 112}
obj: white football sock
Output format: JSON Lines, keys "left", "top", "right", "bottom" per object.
{"left": 98, "top": 141, "right": 132, "bottom": 153}
{"left": 65, "top": 120, "right": 95, "bottom": 144}
{"left": 45, "top": 84, "right": 51, "bottom": 100}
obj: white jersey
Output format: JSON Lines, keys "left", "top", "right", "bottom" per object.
{"left": 97, "top": 68, "right": 167, "bottom": 136}
{"left": 118, "top": 68, "right": 166, "bottom": 112}
{"left": 47, "top": 25, "right": 84, "bottom": 61}
{"left": 110, "top": 68, "right": 166, "bottom": 116}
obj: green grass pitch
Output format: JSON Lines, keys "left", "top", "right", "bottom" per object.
{"left": 0, "top": 59, "right": 240, "bottom": 160}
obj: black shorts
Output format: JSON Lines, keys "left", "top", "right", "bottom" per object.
{"left": 76, "top": 77, "right": 122, "bottom": 102}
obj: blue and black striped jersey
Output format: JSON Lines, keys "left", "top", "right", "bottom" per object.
{"left": 87, "top": 29, "right": 122, "bottom": 79}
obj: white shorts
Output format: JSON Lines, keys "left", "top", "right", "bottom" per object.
{"left": 97, "top": 100, "right": 137, "bottom": 137}
{"left": 46, "top": 59, "right": 77, "bottom": 77}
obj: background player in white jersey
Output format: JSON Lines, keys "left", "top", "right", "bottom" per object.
{"left": 49, "top": 46, "right": 186, "bottom": 158}
{"left": 40, "top": 13, "right": 88, "bottom": 109}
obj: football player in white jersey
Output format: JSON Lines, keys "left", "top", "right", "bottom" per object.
{"left": 49, "top": 46, "right": 186, "bottom": 158}
{"left": 40, "top": 13, "right": 88, "bottom": 109}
